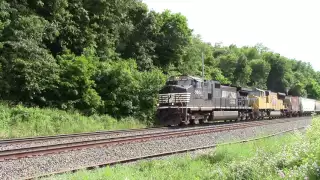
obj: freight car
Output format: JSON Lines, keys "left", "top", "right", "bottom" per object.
{"left": 299, "top": 97, "right": 316, "bottom": 116}
{"left": 283, "top": 96, "right": 300, "bottom": 117}
{"left": 156, "top": 75, "right": 318, "bottom": 126}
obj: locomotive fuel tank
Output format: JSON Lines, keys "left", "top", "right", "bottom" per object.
{"left": 211, "top": 111, "right": 239, "bottom": 120}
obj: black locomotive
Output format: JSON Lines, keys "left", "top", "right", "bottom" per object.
{"left": 156, "top": 75, "right": 253, "bottom": 126}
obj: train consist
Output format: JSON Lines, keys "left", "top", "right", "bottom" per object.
{"left": 156, "top": 75, "right": 320, "bottom": 126}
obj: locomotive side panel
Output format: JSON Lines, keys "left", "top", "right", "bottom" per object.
{"left": 220, "top": 85, "right": 238, "bottom": 109}
{"left": 267, "top": 92, "right": 284, "bottom": 110}
{"left": 248, "top": 89, "right": 286, "bottom": 118}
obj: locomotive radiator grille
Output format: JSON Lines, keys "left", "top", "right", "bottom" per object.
{"left": 158, "top": 93, "right": 191, "bottom": 103}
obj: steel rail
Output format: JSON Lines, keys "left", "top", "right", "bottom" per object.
{"left": 0, "top": 127, "right": 168, "bottom": 145}
{"left": 0, "top": 120, "right": 260, "bottom": 145}
{"left": 22, "top": 126, "right": 308, "bottom": 180}
{"left": 0, "top": 117, "right": 305, "bottom": 161}
{"left": 0, "top": 116, "right": 310, "bottom": 145}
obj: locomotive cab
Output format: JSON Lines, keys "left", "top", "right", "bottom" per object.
{"left": 158, "top": 75, "right": 196, "bottom": 106}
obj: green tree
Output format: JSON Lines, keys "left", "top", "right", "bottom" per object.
{"left": 218, "top": 53, "right": 238, "bottom": 83}
{"left": 178, "top": 35, "right": 214, "bottom": 77}
{"left": 0, "top": 13, "right": 59, "bottom": 104}
{"left": 94, "top": 59, "right": 165, "bottom": 119}
{"left": 248, "top": 59, "right": 271, "bottom": 89}
{"left": 136, "top": 69, "right": 166, "bottom": 122}
{"left": 117, "top": 4, "right": 157, "bottom": 70}
{"left": 153, "top": 10, "right": 192, "bottom": 69}
{"left": 264, "top": 52, "right": 290, "bottom": 92}
{"left": 233, "top": 54, "right": 252, "bottom": 86}
{"left": 55, "top": 49, "right": 102, "bottom": 114}
{"left": 95, "top": 60, "right": 141, "bottom": 117}
{"left": 305, "top": 80, "right": 320, "bottom": 99}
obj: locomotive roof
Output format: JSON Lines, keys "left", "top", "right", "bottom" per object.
{"left": 168, "top": 75, "right": 204, "bottom": 82}
{"left": 253, "top": 87, "right": 265, "bottom": 92}
{"left": 237, "top": 87, "right": 253, "bottom": 92}
{"left": 219, "top": 84, "right": 253, "bottom": 92}
{"left": 188, "top": 75, "right": 204, "bottom": 82}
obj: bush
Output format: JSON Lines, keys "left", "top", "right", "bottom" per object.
{"left": 95, "top": 59, "right": 166, "bottom": 122}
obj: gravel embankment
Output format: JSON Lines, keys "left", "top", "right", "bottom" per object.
{"left": 0, "top": 130, "right": 158, "bottom": 151}
{"left": 0, "top": 117, "right": 311, "bottom": 180}
{"left": 0, "top": 120, "right": 261, "bottom": 151}
{"left": 0, "top": 127, "right": 208, "bottom": 151}
{"left": 0, "top": 124, "right": 227, "bottom": 151}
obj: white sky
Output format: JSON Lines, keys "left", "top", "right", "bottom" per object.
{"left": 143, "top": 0, "right": 320, "bottom": 71}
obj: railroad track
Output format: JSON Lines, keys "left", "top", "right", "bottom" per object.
{"left": 0, "top": 120, "right": 252, "bottom": 148}
{"left": 0, "top": 117, "right": 306, "bottom": 162}
{"left": 0, "top": 116, "right": 306, "bottom": 146}
{"left": 23, "top": 122, "right": 309, "bottom": 180}
{"left": 0, "top": 127, "right": 168, "bottom": 145}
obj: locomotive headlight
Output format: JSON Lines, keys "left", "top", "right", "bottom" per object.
{"left": 171, "top": 103, "right": 174, "bottom": 105}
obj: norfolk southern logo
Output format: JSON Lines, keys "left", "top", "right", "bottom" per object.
{"left": 195, "top": 90, "right": 202, "bottom": 95}
{"left": 194, "top": 90, "right": 203, "bottom": 99}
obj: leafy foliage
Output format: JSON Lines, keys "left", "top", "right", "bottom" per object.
{"left": 248, "top": 59, "right": 271, "bottom": 89}
{"left": 95, "top": 60, "right": 165, "bottom": 121}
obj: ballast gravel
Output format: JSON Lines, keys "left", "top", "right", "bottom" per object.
{"left": 0, "top": 123, "right": 227, "bottom": 151}
{"left": 0, "top": 117, "right": 312, "bottom": 180}
{"left": 0, "top": 128, "right": 170, "bottom": 151}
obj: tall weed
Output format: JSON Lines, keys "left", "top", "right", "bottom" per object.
{"left": 0, "top": 103, "right": 146, "bottom": 138}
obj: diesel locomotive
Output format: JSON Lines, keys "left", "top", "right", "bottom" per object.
{"left": 156, "top": 75, "right": 320, "bottom": 126}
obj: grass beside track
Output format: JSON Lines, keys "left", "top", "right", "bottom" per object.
{"left": 0, "top": 103, "right": 147, "bottom": 138}
{"left": 47, "top": 117, "right": 320, "bottom": 180}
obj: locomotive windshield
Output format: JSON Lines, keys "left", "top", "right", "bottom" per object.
{"left": 165, "top": 79, "right": 191, "bottom": 86}
{"left": 166, "top": 75, "right": 203, "bottom": 87}
{"left": 166, "top": 80, "right": 178, "bottom": 85}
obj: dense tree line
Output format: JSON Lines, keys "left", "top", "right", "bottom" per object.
{"left": 0, "top": 0, "right": 319, "bottom": 122}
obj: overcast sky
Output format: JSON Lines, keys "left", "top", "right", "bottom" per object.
{"left": 143, "top": 0, "right": 320, "bottom": 71}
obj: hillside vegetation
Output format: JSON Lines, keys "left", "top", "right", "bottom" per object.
{"left": 0, "top": 0, "right": 319, "bottom": 123}
{"left": 0, "top": 103, "right": 145, "bottom": 138}
{"left": 50, "top": 117, "right": 320, "bottom": 180}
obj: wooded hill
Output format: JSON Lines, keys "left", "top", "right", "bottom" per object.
{"left": 0, "top": 0, "right": 319, "bottom": 122}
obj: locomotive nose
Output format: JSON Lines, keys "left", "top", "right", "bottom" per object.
{"left": 158, "top": 85, "right": 190, "bottom": 105}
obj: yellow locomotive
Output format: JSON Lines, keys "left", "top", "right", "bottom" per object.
{"left": 248, "top": 88, "right": 285, "bottom": 119}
